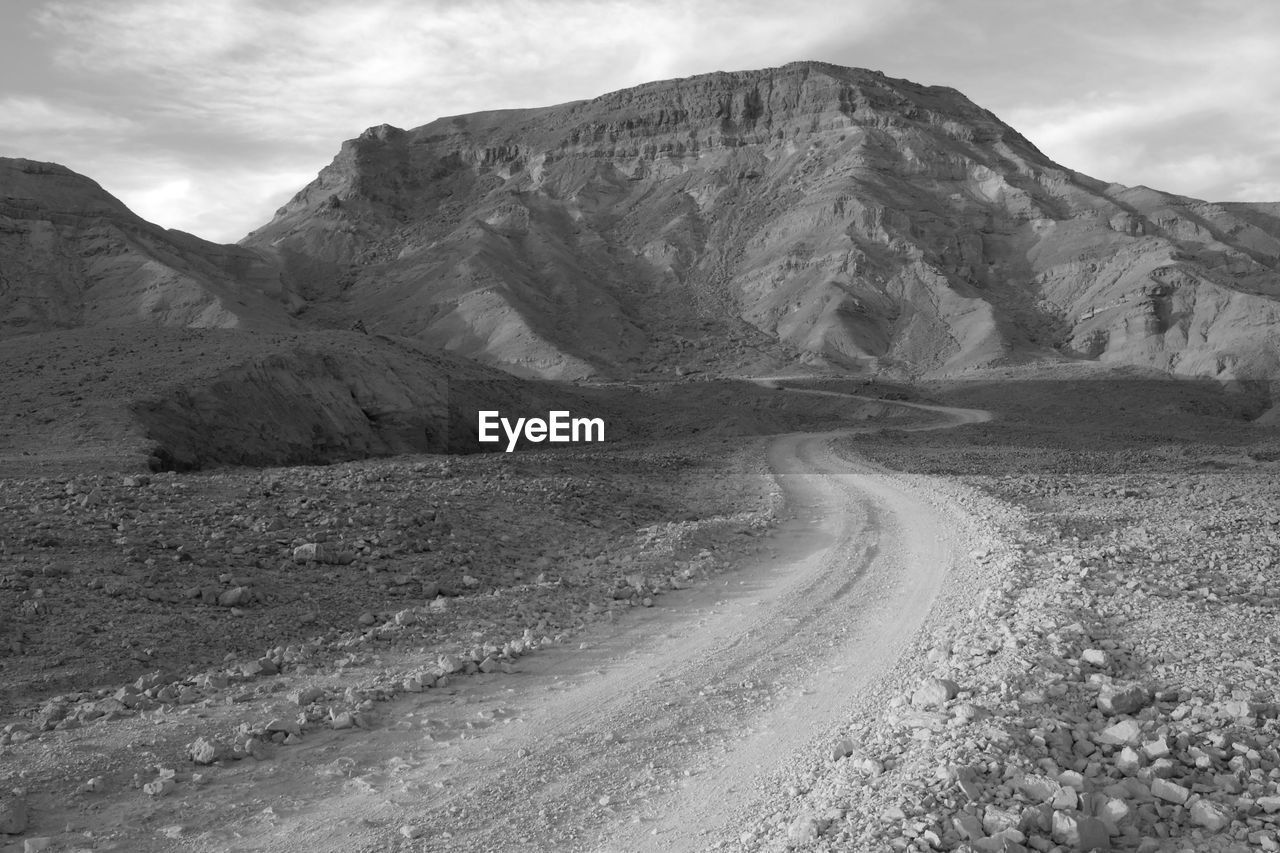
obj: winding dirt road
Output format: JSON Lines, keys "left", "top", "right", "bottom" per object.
{"left": 167, "top": 395, "right": 991, "bottom": 852}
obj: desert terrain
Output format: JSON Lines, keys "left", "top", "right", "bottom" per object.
{"left": 2, "top": 60, "right": 1280, "bottom": 853}
{"left": 2, "top": 369, "right": 1277, "bottom": 853}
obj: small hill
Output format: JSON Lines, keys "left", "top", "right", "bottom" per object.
{"left": 0, "top": 326, "right": 599, "bottom": 473}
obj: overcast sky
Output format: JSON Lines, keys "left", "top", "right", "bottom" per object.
{"left": 2, "top": 0, "right": 1278, "bottom": 243}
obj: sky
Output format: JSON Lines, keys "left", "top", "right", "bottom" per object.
{"left": 2, "top": 0, "right": 1279, "bottom": 244}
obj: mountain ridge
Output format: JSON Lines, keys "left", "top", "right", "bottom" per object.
{"left": 4, "top": 61, "right": 1280, "bottom": 385}
{"left": 240, "top": 60, "right": 1280, "bottom": 381}
{"left": 0, "top": 157, "right": 297, "bottom": 337}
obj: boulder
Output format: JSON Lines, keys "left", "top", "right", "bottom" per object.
{"left": 911, "top": 677, "right": 960, "bottom": 709}
{"left": 1097, "top": 682, "right": 1150, "bottom": 716}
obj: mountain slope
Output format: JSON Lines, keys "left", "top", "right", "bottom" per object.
{"left": 245, "top": 61, "right": 1280, "bottom": 381}
{"left": 0, "top": 326, "right": 616, "bottom": 473}
{"left": 0, "top": 158, "right": 296, "bottom": 337}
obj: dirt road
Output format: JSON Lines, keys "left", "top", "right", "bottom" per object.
{"left": 140, "top": 398, "right": 990, "bottom": 853}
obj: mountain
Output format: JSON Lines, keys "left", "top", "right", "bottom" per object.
{"left": 4, "top": 62, "right": 1279, "bottom": 384}
{"left": 0, "top": 157, "right": 296, "bottom": 336}
{"left": 244, "top": 60, "right": 1280, "bottom": 381}
{"left": 0, "top": 145, "right": 876, "bottom": 475}
{"left": 0, "top": 160, "right": 605, "bottom": 472}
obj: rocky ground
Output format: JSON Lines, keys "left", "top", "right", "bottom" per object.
{"left": 0, "top": 435, "right": 791, "bottom": 713}
{"left": 0, "top": 427, "right": 798, "bottom": 851}
{"left": 0, "top": 371, "right": 1277, "bottom": 853}
{"left": 727, "top": 374, "right": 1280, "bottom": 853}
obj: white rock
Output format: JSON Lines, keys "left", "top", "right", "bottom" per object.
{"left": 911, "top": 677, "right": 960, "bottom": 709}
{"left": 1098, "top": 718, "right": 1143, "bottom": 746}
{"left": 787, "top": 814, "right": 821, "bottom": 844}
{"left": 1190, "top": 799, "right": 1232, "bottom": 832}
{"left": 1081, "top": 648, "right": 1110, "bottom": 667}
{"left": 1150, "top": 778, "right": 1189, "bottom": 804}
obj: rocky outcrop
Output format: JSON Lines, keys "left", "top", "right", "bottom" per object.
{"left": 245, "top": 61, "right": 1280, "bottom": 381}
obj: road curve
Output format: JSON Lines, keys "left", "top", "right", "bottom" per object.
{"left": 179, "top": 396, "right": 991, "bottom": 852}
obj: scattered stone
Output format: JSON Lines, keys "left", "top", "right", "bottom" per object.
{"left": 143, "top": 778, "right": 177, "bottom": 797}
{"left": 1115, "top": 746, "right": 1143, "bottom": 774}
{"left": 292, "top": 543, "right": 355, "bottom": 565}
{"left": 218, "top": 586, "right": 251, "bottom": 607}
{"left": 1098, "top": 718, "right": 1143, "bottom": 746}
{"left": 1189, "top": 799, "right": 1232, "bottom": 832}
{"left": 787, "top": 814, "right": 821, "bottom": 844}
{"left": 1150, "top": 778, "right": 1189, "bottom": 804}
{"left": 265, "top": 718, "right": 300, "bottom": 737}
{"left": 1141, "top": 738, "right": 1169, "bottom": 760}
{"left": 188, "top": 737, "right": 229, "bottom": 765}
{"left": 911, "top": 677, "right": 960, "bottom": 709}
{"left": 1097, "top": 682, "right": 1150, "bottom": 716}
{"left": 831, "top": 738, "right": 855, "bottom": 761}
{"left": 1018, "top": 774, "right": 1063, "bottom": 804}
{"left": 1051, "top": 810, "right": 1109, "bottom": 850}
{"left": 1097, "top": 797, "right": 1130, "bottom": 827}
{"left": 1081, "top": 648, "right": 1110, "bottom": 667}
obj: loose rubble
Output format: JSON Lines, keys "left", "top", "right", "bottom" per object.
{"left": 0, "top": 436, "right": 783, "bottom": 846}
{"left": 739, "top": 391, "right": 1280, "bottom": 853}
{"left": 0, "top": 378, "right": 1275, "bottom": 851}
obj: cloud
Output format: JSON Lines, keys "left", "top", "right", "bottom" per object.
{"left": 16, "top": 0, "right": 922, "bottom": 239}
{"left": 5, "top": 0, "right": 1280, "bottom": 242}
{"left": 33, "top": 0, "right": 917, "bottom": 136}
{"left": 0, "top": 95, "right": 135, "bottom": 134}
{"left": 115, "top": 164, "right": 318, "bottom": 240}
{"left": 1002, "top": 53, "right": 1280, "bottom": 203}
{"left": 970, "top": 1, "right": 1280, "bottom": 203}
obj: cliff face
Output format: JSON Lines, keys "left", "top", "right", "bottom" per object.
{"left": 0, "top": 158, "right": 297, "bottom": 338}
{"left": 245, "top": 61, "right": 1280, "bottom": 381}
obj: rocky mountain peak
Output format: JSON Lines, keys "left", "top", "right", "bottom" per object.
{"left": 6, "top": 63, "right": 1277, "bottom": 384}
{"left": 565, "top": 60, "right": 1020, "bottom": 146}
{"left": 234, "top": 62, "right": 1280, "bottom": 382}
{"left": 1, "top": 156, "right": 145, "bottom": 224}
{"left": 265, "top": 62, "right": 1044, "bottom": 222}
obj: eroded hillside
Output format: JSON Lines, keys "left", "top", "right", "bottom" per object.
{"left": 0, "top": 159, "right": 295, "bottom": 336}
{"left": 246, "top": 61, "right": 1280, "bottom": 381}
